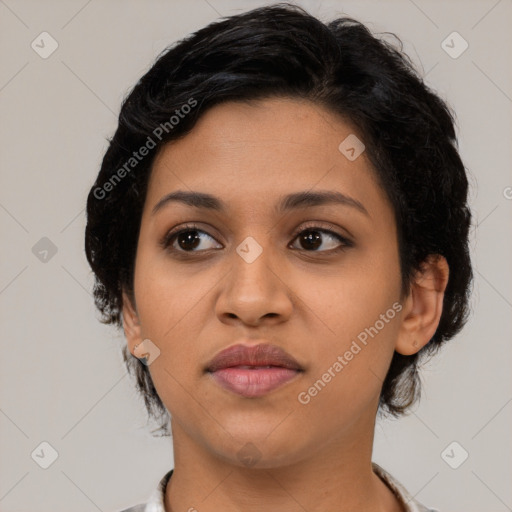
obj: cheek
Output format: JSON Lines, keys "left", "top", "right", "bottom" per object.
{"left": 133, "top": 244, "right": 214, "bottom": 339}
{"left": 295, "top": 296, "right": 400, "bottom": 425}
{"left": 133, "top": 256, "right": 208, "bottom": 412}
{"left": 301, "top": 243, "right": 401, "bottom": 338}
{"left": 295, "top": 245, "right": 401, "bottom": 401}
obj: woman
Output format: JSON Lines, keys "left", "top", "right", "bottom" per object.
{"left": 85, "top": 4, "right": 472, "bottom": 511}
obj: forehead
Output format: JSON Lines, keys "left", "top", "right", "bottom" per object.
{"left": 145, "top": 97, "right": 389, "bottom": 221}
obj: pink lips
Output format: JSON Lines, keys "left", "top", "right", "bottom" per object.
{"left": 206, "top": 343, "right": 303, "bottom": 398}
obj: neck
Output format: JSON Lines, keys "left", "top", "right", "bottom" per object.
{"left": 165, "top": 405, "right": 404, "bottom": 512}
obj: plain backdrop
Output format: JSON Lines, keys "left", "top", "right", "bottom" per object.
{"left": 0, "top": 1, "right": 511, "bottom": 511}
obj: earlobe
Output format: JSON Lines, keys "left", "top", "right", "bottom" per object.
{"left": 121, "top": 290, "right": 143, "bottom": 353}
{"left": 395, "top": 255, "right": 449, "bottom": 356}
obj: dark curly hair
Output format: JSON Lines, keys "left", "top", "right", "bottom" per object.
{"left": 85, "top": 3, "right": 473, "bottom": 436}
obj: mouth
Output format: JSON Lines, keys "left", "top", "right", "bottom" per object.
{"left": 206, "top": 343, "right": 304, "bottom": 398}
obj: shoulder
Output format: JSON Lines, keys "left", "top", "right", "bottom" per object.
{"left": 372, "top": 462, "right": 441, "bottom": 512}
{"left": 116, "top": 469, "right": 174, "bottom": 512}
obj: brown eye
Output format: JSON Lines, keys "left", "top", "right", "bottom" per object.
{"left": 290, "top": 226, "right": 353, "bottom": 253}
{"left": 161, "top": 225, "right": 222, "bottom": 253}
{"left": 174, "top": 230, "right": 202, "bottom": 251}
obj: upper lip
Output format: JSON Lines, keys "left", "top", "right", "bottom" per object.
{"left": 206, "top": 343, "right": 303, "bottom": 372}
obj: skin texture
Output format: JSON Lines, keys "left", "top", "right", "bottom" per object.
{"left": 122, "top": 97, "right": 449, "bottom": 512}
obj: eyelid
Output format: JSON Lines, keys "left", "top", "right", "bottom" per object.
{"left": 290, "top": 220, "right": 351, "bottom": 241}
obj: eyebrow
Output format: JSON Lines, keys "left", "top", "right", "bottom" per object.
{"left": 151, "top": 189, "right": 369, "bottom": 217}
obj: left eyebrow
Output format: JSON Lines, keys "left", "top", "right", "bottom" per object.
{"left": 151, "top": 189, "right": 370, "bottom": 217}
{"left": 275, "top": 190, "right": 369, "bottom": 217}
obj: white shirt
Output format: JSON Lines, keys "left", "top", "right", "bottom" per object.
{"left": 119, "top": 462, "right": 440, "bottom": 512}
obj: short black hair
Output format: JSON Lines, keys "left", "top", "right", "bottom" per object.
{"left": 85, "top": 3, "right": 473, "bottom": 435}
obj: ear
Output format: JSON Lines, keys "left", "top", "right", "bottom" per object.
{"left": 121, "top": 290, "right": 143, "bottom": 355}
{"left": 395, "top": 255, "right": 449, "bottom": 356}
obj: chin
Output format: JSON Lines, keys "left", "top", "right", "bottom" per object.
{"left": 212, "top": 429, "right": 311, "bottom": 470}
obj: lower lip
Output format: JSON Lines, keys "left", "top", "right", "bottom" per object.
{"left": 209, "top": 367, "right": 301, "bottom": 397}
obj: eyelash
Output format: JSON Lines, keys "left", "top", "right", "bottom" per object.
{"left": 159, "top": 222, "right": 354, "bottom": 257}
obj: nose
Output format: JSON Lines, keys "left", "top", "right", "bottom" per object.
{"left": 215, "top": 242, "right": 294, "bottom": 327}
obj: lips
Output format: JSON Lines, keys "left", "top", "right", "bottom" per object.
{"left": 206, "top": 343, "right": 303, "bottom": 372}
{"left": 206, "top": 343, "right": 303, "bottom": 398}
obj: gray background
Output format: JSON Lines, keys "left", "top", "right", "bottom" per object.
{"left": 1, "top": 0, "right": 511, "bottom": 511}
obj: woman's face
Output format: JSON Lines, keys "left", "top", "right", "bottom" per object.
{"left": 125, "top": 97, "right": 407, "bottom": 467}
